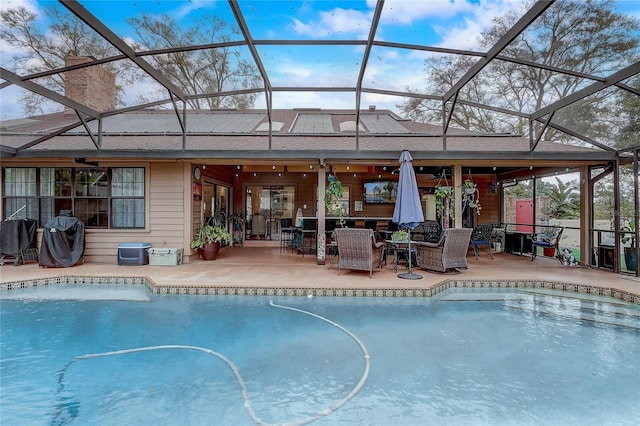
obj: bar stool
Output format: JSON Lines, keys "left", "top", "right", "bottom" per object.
{"left": 279, "top": 218, "right": 294, "bottom": 252}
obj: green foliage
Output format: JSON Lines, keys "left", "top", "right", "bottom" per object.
{"left": 325, "top": 177, "right": 345, "bottom": 221}
{"left": 622, "top": 219, "right": 636, "bottom": 248}
{"left": 545, "top": 177, "right": 580, "bottom": 219}
{"left": 190, "top": 224, "right": 231, "bottom": 249}
{"left": 434, "top": 184, "right": 452, "bottom": 218}
{"left": 460, "top": 179, "right": 482, "bottom": 215}
{"left": 391, "top": 230, "right": 409, "bottom": 242}
{"left": 229, "top": 212, "right": 245, "bottom": 225}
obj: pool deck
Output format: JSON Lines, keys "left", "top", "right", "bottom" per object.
{"left": 2, "top": 243, "right": 639, "bottom": 300}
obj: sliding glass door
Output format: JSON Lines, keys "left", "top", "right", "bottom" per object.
{"left": 245, "top": 185, "right": 295, "bottom": 240}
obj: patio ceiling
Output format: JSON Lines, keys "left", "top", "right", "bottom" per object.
{"left": 0, "top": 0, "right": 638, "bottom": 161}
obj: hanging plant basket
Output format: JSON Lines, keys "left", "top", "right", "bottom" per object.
{"left": 460, "top": 178, "right": 482, "bottom": 215}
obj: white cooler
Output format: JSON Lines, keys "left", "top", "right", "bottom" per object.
{"left": 148, "top": 247, "right": 183, "bottom": 266}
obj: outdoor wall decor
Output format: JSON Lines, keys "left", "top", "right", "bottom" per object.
{"left": 193, "top": 182, "right": 202, "bottom": 201}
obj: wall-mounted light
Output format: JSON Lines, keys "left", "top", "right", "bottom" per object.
{"left": 489, "top": 182, "right": 497, "bottom": 194}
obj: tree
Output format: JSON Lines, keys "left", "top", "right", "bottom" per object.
{"left": 504, "top": 180, "right": 532, "bottom": 200}
{"left": 544, "top": 177, "right": 580, "bottom": 219}
{"left": 0, "top": 4, "right": 135, "bottom": 115}
{"left": 613, "top": 79, "right": 640, "bottom": 150}
{"left": 126, "top": 13, "right": 261, "bottom": 109}
{"left": 1, "top": 4, "right": 261, "bottom": 116}
{"left": 399, "top": 0, "right": 639, "bottom": 147}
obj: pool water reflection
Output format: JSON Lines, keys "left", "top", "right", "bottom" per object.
{"left": 1, "top": 286, "right": 639, "bottom": 425}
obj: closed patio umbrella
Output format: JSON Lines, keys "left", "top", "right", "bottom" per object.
{"left": 392, "top": 150, "right": 424, "bottom": 279}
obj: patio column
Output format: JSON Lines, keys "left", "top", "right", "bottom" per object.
{"left": 317, "top": 164, "right": 326, "bottom": 265}
{"left": 453, "top": 164, "right": 463, "bottom": 228}
{"left": 579, "top": 165, "right": 591, "bottom": 266}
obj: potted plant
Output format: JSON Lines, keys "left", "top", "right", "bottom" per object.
{"left": 538, "top": 226, "right": 558, "bottom": 257}
{"left": 433, "top": 183, "right": 452, "bottom": 228}
{"left": 229, "top": 212, "right": 245, "bottom": 230}
{"left": 434, "top": 184, "right": 451, "bottom": 213}
{"left": 460, "top": 179, "right": 482, "bottom": 215}
{"left": 622, "top": 219, "right": 637, "bottom": 271}
{"left": 391, "top": 229, "right": 409, "bottom": 243}
{"left": 190, "top": 224, "right": 231, "bottom": 260}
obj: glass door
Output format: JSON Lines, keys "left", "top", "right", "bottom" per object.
{"left": 245, "top": 185, "right": 295, "bottom": 240}
{"left": 203, "top": 181, "right": 230, "bottom": 228}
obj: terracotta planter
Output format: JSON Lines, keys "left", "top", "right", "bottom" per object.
{"left": 199, "top": 241, "right": 221, "bottom": 260}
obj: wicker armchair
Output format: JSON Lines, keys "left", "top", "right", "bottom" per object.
{"left": 334, "top": 228, "right": 384, "bottom": 278}
{"left": 414, "top": 228, "right": 473, "bottom": 273}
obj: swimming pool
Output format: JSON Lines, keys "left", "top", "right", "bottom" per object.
{"left": 1, "top": 285, "right": 639, "bottom": 425}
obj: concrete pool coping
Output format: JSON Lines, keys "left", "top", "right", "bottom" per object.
{"left": 2, "top": 247, "right": 639, "bottom": 305}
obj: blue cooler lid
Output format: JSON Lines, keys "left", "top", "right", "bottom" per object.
{"left": 119, "top": 242, "right": 151, "bottom": 248}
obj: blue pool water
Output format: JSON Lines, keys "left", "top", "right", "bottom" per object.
{"left": 1, "top": 285, "right": 639, "bottom": 426}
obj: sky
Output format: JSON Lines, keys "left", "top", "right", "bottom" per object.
{"left": 1, "top": 0, "right": 639, "bottom": 120}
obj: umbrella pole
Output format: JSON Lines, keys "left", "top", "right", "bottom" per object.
{"left": 398, "top": 228, "right": 422, "bottom": 280}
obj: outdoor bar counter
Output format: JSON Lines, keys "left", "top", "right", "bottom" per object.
{"left": 301, "top": 216, "right": 393, "bottom": 229}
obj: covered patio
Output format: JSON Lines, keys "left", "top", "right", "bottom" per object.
{"left": 2, "top": 244, "right": 638, "bottom": 303}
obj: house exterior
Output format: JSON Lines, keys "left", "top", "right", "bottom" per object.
{"left": 2, "top": 59, "right": 622, "bottom": 267}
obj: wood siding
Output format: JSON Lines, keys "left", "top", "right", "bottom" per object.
{"left": 85, "top": 163, "right": 187, "bottom": 263}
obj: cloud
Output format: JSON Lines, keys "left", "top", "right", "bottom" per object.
{"left": 171, "top": 0, "right": 218, "bottom": 20}
{"left": 376, "top": 0, "right": 477, "bottom": 24}
{"left": 0, "top": 0, "right": 38, "bottom": 14}
{"left": 0, "top": 86, "right": 29, "bottom": 120}
{"left": 292, "top": 7, "right": 373, "bottom": 39}
{"left": 433, "top": 0, "right": 523, "bottom": 50}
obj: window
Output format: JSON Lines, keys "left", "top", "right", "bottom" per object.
{"left": 3, "top": 167, "right": 145, "bottom": 229}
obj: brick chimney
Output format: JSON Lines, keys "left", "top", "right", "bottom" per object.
{"left": 64, "top": 56, "right": 116, "bottom": 116}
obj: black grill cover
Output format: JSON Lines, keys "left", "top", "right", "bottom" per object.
{"left": 39, "top": 215, "right": 85, "bottom": 267}
{"left": 0, "top": 218, "right": 38, "bottom": 257}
